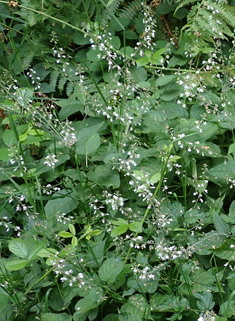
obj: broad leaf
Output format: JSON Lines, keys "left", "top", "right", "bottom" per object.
{"left": 9, "top": 239, "right": 28, "bottom": 259}
{"left": 99, "top": 257, "right": 124, "bottom": 284}
{"left": 5, "top": 260, "right": 29, "bottom": 271}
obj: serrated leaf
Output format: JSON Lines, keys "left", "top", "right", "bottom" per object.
{"left": 5, "top": 259, "right": 29, "bottom": 270}
{"left": 98, "top": 257, "right": 124, "bottom": 284}
{"left": 59, "top": 231, "right": 73, "bottom": 238}
{"left": 9, "top": 239, "right": 28, "bottom": 259}
{"left": 111, "top": 225, "right": 128, "bottom": 237}
{"left": 129, "top": 222, "right": 142, "bottom": 233}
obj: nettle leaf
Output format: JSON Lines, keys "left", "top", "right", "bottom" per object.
{"left": 5, "top": 259, "right": 29, "bottom": 271}
{"left": 9, "top": 239, "right": 28, "bottom": 259}
{"left": 98, "top": 257, "right": 124, "bottom": 284}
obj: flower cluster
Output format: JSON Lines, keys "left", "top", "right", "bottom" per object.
{"left": 44, "top": 154, "right": 58, "bottom": 168}
{"left": 198, "top": 310, "right": 216, "bottom": 321}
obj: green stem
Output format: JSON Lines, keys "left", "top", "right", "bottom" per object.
{"left": 25, "top": 267, "right": 54, "bottom": 295}
{"left": 124, "top": 144, "right": 173, "bottom": 264}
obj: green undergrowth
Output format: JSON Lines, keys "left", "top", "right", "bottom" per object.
{"left": 1, "top": 0, "right": 235, "bottom": 320}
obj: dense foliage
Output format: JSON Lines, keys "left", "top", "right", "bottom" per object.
{"left": 1, "top": 0, "right": 235, "bottom": 320}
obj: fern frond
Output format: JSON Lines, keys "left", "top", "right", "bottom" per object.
{"left": 218, "top": 4, "right": 235, "bottom": 29}
{"left": 104, "top": 0, "right": 122, "bottom": 21}
{"left": 58, "top": 75, "right": 67, "bottom": 92}
{"left": 50, "top": 70, "right": 60, "bottom": 91}
{"left": 119, "top": 0, "right": 143, "bottom": 19}
{"left": 175, "top": 0, "right": 200, "bottom": 12}
{"left": 66, "top": 82, "right": 74, "bottom": 97}
{"left": 183, "top": 1, "right": 235, "bottom": 44}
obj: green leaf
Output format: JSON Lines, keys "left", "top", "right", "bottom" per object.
{"left": 44, "top": 190, "right": 79, "bottom": 220}
{"left": 129, "top": 222, "right": 142, "bottom": 233}
{"left": 1, "top": 130, "right": 18, "bottom": 146}
{"left": 195, "top": 292, "right": 215, "bottom": 311}
{"left": 5, "top": 259, "right": 28, "bottom": 271}
{"left": 59, "top": 231, "right": 73, "bottom": 238}
{"left": 150, "top": 56, "right": 164, "bottom": 65}
{"left": 98, "top": 257, "right": 124, "bottom": 284}
{"left": 228, "top": 143, "right": 235, "bottom": 154}
{"left": 9, "top": 239, "right": 28, "bottom": 259}
{"left": 213, "top": 213, "right": 230, "bottom": 234}
{"left": 121, "top": 294, "right": 150, "bottom": 318}
{"left": 41, "top": 312, "right": 72, "bottom": 321}
{"left": 27, "top": 243, "right": 45, "bottom": 261}
{"left": 150, "top": 173, "right": 161, "bottom": 184}
{"left": 155, "top": 75, "right": 177, "bottom": 86}
{"left": 220, "top": 300, "right": 235, "bottom": 318}
{"left": 145, "top": 51, "right": 152, "bottom": 58}
{"left": 90, "top": 230, "right": 102, "bottom": 236}
{"left": 153, "top": 48, "right": 166, "bottom": 57}
{"left": 110, "top": 218, "right": 129, "bottom": 226}
{"left": 37, "top": 248, "right": 57, "bottom": 258}
{"left": 0, "top": 148, "right": 10, "bottom": 161}
{"left": 69, "top": 224, "right": 76, "bottom": 235}
{"left": 88, "top": 165, "right": 120, "bottom": 188}
{"left": 111, "top": 225, "right": 128, "bottom": 237}
{"left": 136, "top": 57, "right": 149, "bottom": 67}
{"left": 208, "top": 160, "right": 235, "bottom": 186}
{"left": 85, "top": 133, "right": 101, "bottom": 155}
{"left": 71, "top": 236, "right": 78, "bottom": 247}
{"left": 74, "top": 298, "right": 97, "bottom": 314}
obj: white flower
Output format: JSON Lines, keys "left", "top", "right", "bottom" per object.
{"left": 44, "top": 154, "right": 58, "bottom": 168}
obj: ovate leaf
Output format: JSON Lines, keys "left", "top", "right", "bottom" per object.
{"left": 111, "top": 224, "right": 128, "bottom": 237}
{"left": 9, "top": 239, "right": 28, "bottom": 259}
{"left": 5, "top": 259, "right": 28, "bottom": 271}
{"left": 99, "top": 257, "right": 124, "bottom": 284}
{"left": 129, "top": 222, "right": 142, "bottom": 233}
{"left": 213, "top": 213, "right": 230, "bottom": 234}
